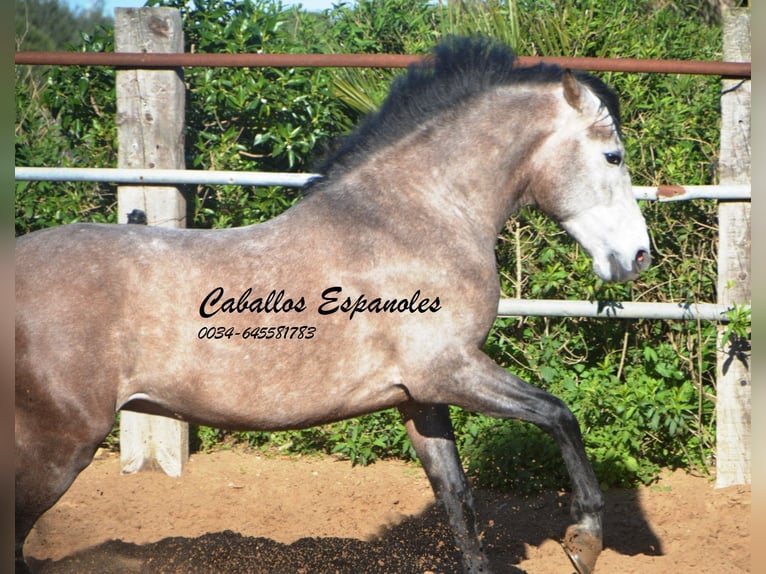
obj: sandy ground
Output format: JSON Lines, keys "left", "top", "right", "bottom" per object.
{"left": 23, "top": 449, "right": 750, "bottom": 573}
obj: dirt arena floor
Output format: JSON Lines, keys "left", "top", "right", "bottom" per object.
{"left": 23, "top": 449, "right": 750, "bottom": 573}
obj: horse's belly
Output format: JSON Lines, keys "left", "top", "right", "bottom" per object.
{"left": 119, "top": 341, "right": 411, "bottom": 431}
{"left": 120, "top": 373, "right": 408, "bottom": 432}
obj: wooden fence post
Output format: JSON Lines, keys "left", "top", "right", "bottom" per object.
{"left": 115, "top": 7, "right": 189, "bottom": 477}
{"left": 716, "top": 7, "right": 750, "bottom": 487}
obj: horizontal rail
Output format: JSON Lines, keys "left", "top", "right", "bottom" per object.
{"left": 15, "top": 167, "right": 319, "bottom": 187}
{"left": 633, "top": 184, "right": 750, "bottom": 201}
{"left": 14, "top": 167, "right": 751, "bottom": 201}
{"left": 14, "top": 51, "right": 752, "bottom": 78}
{"left": 496, "top": 299, "right": 742, "bottom": 322}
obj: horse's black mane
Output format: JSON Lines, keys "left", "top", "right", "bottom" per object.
{"left": 311, "top": 36, "right": 620, "bottom": 183}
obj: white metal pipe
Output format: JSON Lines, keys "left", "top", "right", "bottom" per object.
{"left": 14, "top": 167, "right": 319, "bottom": 188}
{"left": 14, "top": 167, "right": 752, "bottom": 201}
{"left": 632, "top": 184, "right": 750, "bottom": 201}
{"left": 496, "top": 298, "right": 740, "bottom": 321}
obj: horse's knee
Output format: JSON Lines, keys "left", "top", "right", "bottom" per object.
{"left": 532, "top": 393, "right": 581, "bottom": 438}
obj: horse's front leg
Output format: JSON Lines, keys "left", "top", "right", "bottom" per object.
{"left": 398, "top": 402, "right": 492, "bottom": 574}
{"left": 438, "top": 350, "right": 604, "bottom": 574}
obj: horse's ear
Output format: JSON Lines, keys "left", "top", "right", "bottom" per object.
{"left": 562, "top": 70, "right": 582, "bottom": 110}
{"left": 562, "top": 70, "right": 601, "bottom": 117}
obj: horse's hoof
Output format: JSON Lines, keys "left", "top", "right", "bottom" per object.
{"left": 562, "top": 524, "right": 602, "bottom": 574}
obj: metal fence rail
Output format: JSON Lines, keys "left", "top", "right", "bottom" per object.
{"left": 14, "top": 167, "right": 752, "bottom": 202}
{"left": 15, "top": 167, "right": 320, "bottom": 188}
{"left": 14, "top": 50, "right": 752, "bottom": 77}
{"left": 496, "top": 299, "right": 738, "bottom": 321}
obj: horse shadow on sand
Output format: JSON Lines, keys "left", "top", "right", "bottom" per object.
{"left": 27, "top": 485, "right": 661, "bottom": 574}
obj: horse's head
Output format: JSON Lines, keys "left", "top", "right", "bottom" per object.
{"left": 530, "top": 71, "right": 651, "bottom": 282}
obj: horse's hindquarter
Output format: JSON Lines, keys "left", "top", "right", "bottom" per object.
{"left": 16, "top": 226, "right": 131, "bottom": 412}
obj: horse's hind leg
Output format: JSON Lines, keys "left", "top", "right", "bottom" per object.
{"left": 15, "top": 400, "right": 115, "bottom": 573}
{"left": 435, "top": 350, "right": 604, "bottom": 574}
{"left": 398, "top": 402, "right": 492, "bottom": 574}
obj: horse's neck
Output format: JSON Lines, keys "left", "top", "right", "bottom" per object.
{"left": 322, "top": 99, "right": 550, "bottom": 243}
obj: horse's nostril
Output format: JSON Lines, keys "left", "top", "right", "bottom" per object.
{"left": 635, "top": 249, "right": 651, "bottom": 271}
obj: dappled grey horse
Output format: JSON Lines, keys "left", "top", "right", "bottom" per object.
{"left": 15, "top": 38, "right": 650, "bottom": 573}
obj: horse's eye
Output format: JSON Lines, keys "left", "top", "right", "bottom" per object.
{"left": 604, "top": 152, "right": 622, "bottom": 166}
